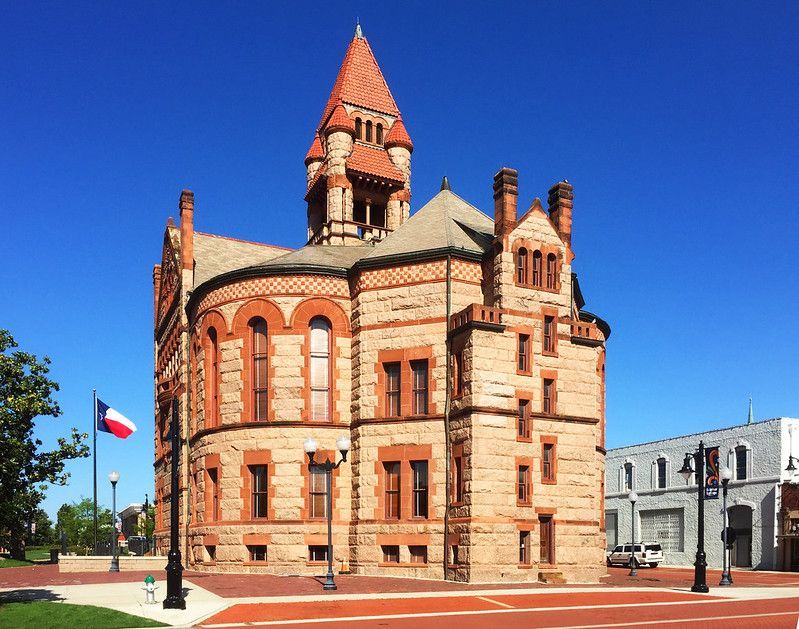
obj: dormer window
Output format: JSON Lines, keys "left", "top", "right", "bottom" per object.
{"left": 365, "top": 120, "right": 373, "bottom": 143}
{"left": 376, "top": 123, "right": 383, "bottom": 145}
{"left": 355, "top": 117, "right": 363, "bottom": 140}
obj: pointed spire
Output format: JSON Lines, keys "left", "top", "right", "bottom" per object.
{"left": 304, "top": 136, "right": 324, "bottom": 164}
{"left": 748, "top": 397, "right": 754, "bottom": 425}
{"left": 324, "top": 102, "right": 355, "bottom": 136}
{"left": 384, "top": 118, "right": 413, "bottom": 151}
{"left": 440, "top": 176, "right": 451, "bottom": 191}
{"left": 354, "top": 19, "right": 363, "bottom": 39}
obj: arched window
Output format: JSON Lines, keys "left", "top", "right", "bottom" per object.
{"left": 546, "top": 254, "right": 557, "bottom": 289}
{"left": 532, "top": 250, "right": 543, "bottom": 287}
{"left": 250, "top": 317, "right": 268, "bottom": 422}
{"left": 309, "top": 318, "right": 331, "bottom": 422}
{"left": 365, "top": 120, "right": 373, "bottom": 143}
{"left": 355, "top": 117, "right": 363, "bottom": 140}
{"left": 516, "top": 247, "right": 528, "bottom": 285}
{"left": 207, "top": 327, "right": 220, "bottom": 427}
{"left": 376, "top": 123, "right": 383, "bottom": 145}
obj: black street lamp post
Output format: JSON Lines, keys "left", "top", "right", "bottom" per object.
{"left": 163, "top": 397, "right": 186, "bottom": 609}
{"left": 678, "top": 440, "right": 709, "bottom": 593}
{"left": 304, "top": 434, "right": 351, "bottom": 591}
{"left": 109, "top": 471, "right": 120, "bottom": 572}
{"left": 719, "top": 465, "right": 733, "bottom": 585}
{"left": 628, "top": 490, "right": 638, "bottom": 576}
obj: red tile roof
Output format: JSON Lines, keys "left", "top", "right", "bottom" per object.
{"left": 384, "top": 118, "right": 413, "bottom": 152}
{"left": 318, "top": 36, "right": 400, "bottom": 131}
{"left": 324, "top": 103, "right": 355, "bottom": 135}
{"left": 347, "top": 143, "right": 405, "bottom": 183}
{"left": 304, "top": 136, "right": 324, "bottom": 164}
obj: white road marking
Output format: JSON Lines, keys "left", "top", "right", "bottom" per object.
{"left": 475, "top": 596, "right": 515, "bottom": 609}
{"left": 556, "top": 610, "right": 799, "bottom": 628}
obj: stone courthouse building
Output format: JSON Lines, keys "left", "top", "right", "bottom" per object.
{"left": 152, "top": 27, "right": 610, "bottom": 583}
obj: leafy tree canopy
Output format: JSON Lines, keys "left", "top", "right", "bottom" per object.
{"left": 0, "top": 329, "right": 89, "bottom": 558}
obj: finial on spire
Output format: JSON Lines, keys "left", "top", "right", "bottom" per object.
{"left": 747, "top": 396, "right": 754, "bottom": 425}
{"left": 441, "top": 176, "right": 451, "bottom": 191}
{"left": 354, "top": 18, "right": 363, "bottom": 39}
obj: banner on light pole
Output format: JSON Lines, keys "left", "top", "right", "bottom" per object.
{"left": 705, "top": 446, "right": 720, "bottom": 499}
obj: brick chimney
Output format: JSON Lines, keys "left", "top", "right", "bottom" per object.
{"left": 547, "top": 180, "right": 573, "bottom": 247}
{"left": 493, "top": 167, "right": 518, "bottom": 238}
{"left": 179, "top": 189, "right": 194, "bottom": 271}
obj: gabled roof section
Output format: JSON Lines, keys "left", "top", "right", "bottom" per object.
{"left": 193, "top": 232, "right": 291, "bottom": 287}
{"left": 318, "top": 33, "right": 401, "bottom": 130}
{"left": 251, "top": 244, "right": 371, "bottom": 273}
{"left": 363, "top": 189, "right": 494, "bottom": 261}
{"left": 347, "top": 143, "right": 405, "bottom": 182}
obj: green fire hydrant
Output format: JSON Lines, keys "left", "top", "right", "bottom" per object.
{"left": 143, "top": 574, "right": 158, "bottom": 604}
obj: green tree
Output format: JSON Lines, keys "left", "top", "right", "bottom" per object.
{"left": 0, "top": 329, "right": 89, "bottom": 559}
{"left": 56, "top": 497, "right": 112, "bottom": 553}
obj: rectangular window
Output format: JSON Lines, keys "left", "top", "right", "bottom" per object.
{"left": 543, "top": 378, "right": 555, "bottom": 414}
{"left": 308, "top": 545, "right": 328, "bottom": 562}
{"left": 385, "top": 362, "right": 401, "bottom": 416}
{"left": 382, "top": 545, "right": 400, "bottom": 563}
{"left": 543, "top": 316, "right": 555, "bottom": 353}
{"left": 409, "top": 545, "right": 427, "bottom": 564}
{"left": 309, "top": 319, "right": 331, "bottom": 422}
{"left": 518, "top": 334, "right": 531, "bottom": 372}
{"left": 411, "top": 360, "right": 429, "bottom": 415}
{"left": 252, "top": 319, "right": 268, "bottom": 421}
{"left": 451, "top": 545, "right": 460, "bottom": 565}
{"left": 606, "top": 512, "right": 619, "bottom": 550}
{"left": 542, "top": 444, "right": 555, "bottom": 482}
{"left": 518, "top": 400, "right": 530, "bottom": 439}
{"left": 517, "top": 465, "right": 530, "bottom": 503}
{"left": 251, "top": 465, "right": 269, "bottom": 518}
{"left": 384, "top": 462, "right": 401, "bottom": 519}
{"left": 539, "top": 516, "right": 554, "bottom": 564}
{"left": 454, "top": 456, "right": 464, "bottom": 503}
{"left": 452, "top": 351, "right": 464, "bottom": 397}
{"left": 206, "top": 545, "right": 216, "bottom": 562}
{"left": 736, "top": 446, "right": 748, "bottom": 480}
{"left": 248, "top": 545, "right": 267, "bottom": 562}
{"left": 309, "top": 467, "right": 327, "bottom": 519}
{"left": 657, "top": 458, "right": 667, "bottom": 489}
{"left": 519, "top": 531, "right": 531, "bottom": 565}
{"left": 411, "top": 460, "right": 429, "bottom": 518}
{"left": 623, "top": 462, "right": 633, "bottom": 492}
{"left": 208, "top": 468, "right": 220, "bottom": 522}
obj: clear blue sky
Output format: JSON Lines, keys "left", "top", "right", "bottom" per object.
{"left": 2, "top": 2, "right": 797, "bottom": 520}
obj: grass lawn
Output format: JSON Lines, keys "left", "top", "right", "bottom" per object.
{"left": 25, "top": 547, "right": 52, "bottom": 562}
{"left": 0, "top": 602, "right": 167, "bottom": 628}
{"left": 0, "top": 557, "right": 32, "bottom": 568}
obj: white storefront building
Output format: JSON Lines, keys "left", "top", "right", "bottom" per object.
{"left": 605, "top": 417, "right": 799, "bottom": 570}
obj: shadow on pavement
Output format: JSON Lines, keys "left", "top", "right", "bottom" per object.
{"left": 0, "top": 588, "right": 64, "bottom": 603}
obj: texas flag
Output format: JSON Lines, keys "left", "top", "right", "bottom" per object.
{"left": 96, "top": 399, "right": 137, "bottom": 439}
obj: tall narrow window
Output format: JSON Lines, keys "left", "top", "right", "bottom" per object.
{"left": 384, "top": 363, "right": 401, "bottom": 416}
{"left": 208, "top": 328, "right": 220, "bottom": 427}
{"left": 384, "top": 462, "right": 400, "bottom": 519}
{"left": 518, "top": 399, "right": 530, "bottom": 439}
{"left": 207, "top": 468, "right": 220, "bottom": 521}
{"left": 624, "top": 462, "right": 634, "bottom": 491}
{"left": 452, "top": 351, "right": 464, "bottom": 397}
{"left": 309, "top": 318, "right": 331, "bottom": 422}
{"left": 546, "top": 253, "right": 557, "bottom": 289}
{"left": 532, "top": 250, "right": 543, "bottom": 287}
{"left": 518, "top": 334, "right": 531, "bottom": 372}
{"left": 539, "top": 516, "right": 554, "bottom": 564}
{"left": 543, "top": 316, "right": 555, "bottom": 353}
{"left": 251, "top": 465, "right": 268, "bottom": 518}
{"left": 355, "top": 117, "right": 363, "bottom": 139}
{"left": 543, "top": 378, "right": 555, "bottom": 414}
{"left": 309, "top": 467, "right": 327, "bottom": 519}
{"left": 518, "top": 465, "right": 530, "bottom": 503}
{"left": 735, "top": 446, "right": 748, "bottom": 480}
{"left": 411, "top": 460, "right": 428, "bottom": 518}
{"left": 411, "top": 360, "right": 429, "bottom": 415}
{"left": 250, "top": 317, "right": 268, "bottom": 421}
{"left": 454, "top": 456, "right": 464, "bottom": 503}
{"left": 376, "top": 123, "right": 383, "bottom": 145}
{"left": 657, "top": 458, "right": 667, "bottom": 489}
{"left": 542, "top": 443, "right": 556, "bottom": 482}
{"left": 516, "top": 248, "right": 528, "bottom": 284}
{"left": 519, "top": 531, "right": 531, "bottom": 565}
{"left": 365, "top": 120, "right": 373, "bottom": 143}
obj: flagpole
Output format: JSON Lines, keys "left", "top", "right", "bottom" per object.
{"left": 93, "top": 388, "right": 98, "bottom": 555}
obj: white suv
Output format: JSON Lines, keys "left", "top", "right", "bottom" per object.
{"left": 606, "top": 543, "right": 663, "bottom": 568}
